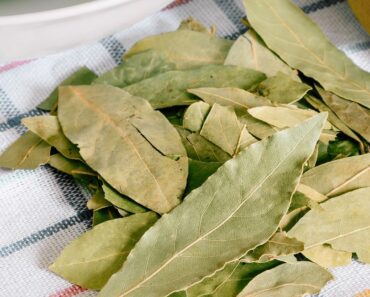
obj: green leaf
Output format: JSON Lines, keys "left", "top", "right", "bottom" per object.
{"left": 243, "top": 0, "right": 370, "bottom": 109}
{"left": 22, "top": 115, "right": 80, "bottom": 160}
{"left": 123, "top": 65, "right": 266, "bottom": 109}
{"left": 50, "top": 212, "right": 158, "bottom": 290}
{"left": 176, "top": 127, "right": 231, "bottom": 162}
{"left": 200, "top": 103, "right": 243, "bottom": 156}
{"left": 243, "top": 232, "right": 303, "bottom": 263}
{"left": 102, "top": 183, "right": 148, "bottom": 214}
{"left": 58, "top": 85, "right": 188, "bottom": 214}
{"left": 288, "top": 187, "right": 370, "bottom": 264}
{"left": 37, "top": 67, "right": 97, "bottom": 111}
{"left": 300, "top": 153, "right": 370, "bottom": 197}
{"left": 171, "top": 261, "right": 280, "bottom": 297}
{"left": 48, "top": 153, "right": 96, "bottom": 177}
{"left": 183, "top": 101, "right": 210, "bottom": 132}
{"left": 302, "top": 244, "right": 352, "bottom": 268}
{"left": 305, "top": 94, "right": 363, "bottom": 144}
{"left": 319, "top": 88, "right": 370, "bottom": 143}
{"left": 225, "top": 30, "right": 298, "bottom": 80}
{"left": 92, "top": 50, "right": 176, "bottom": 88}
{"left": 185, "top": 159, "right": 223, "bottom": 194}
{"left": 188, "top": 87, "right": 273, "bottom": 110}
{"left": 93, "top": 207, "right": 122, "bottom": 226}
{"left": 87, "top": 187, "right": 112, "bottom": 210}
{"left": 98, "top": 114, "right": 326, "bottom": 297}
{"left": 124, "top": 30, "right": 233, "bottom": 69}
{"left": 237, "top": 262, "right": 333, "bottom": 297}
{"left": 0, "top": 131, "right": 51, "bottom": 169}
{"left": 255, "top": 72, "right": 311, "bottom": 104}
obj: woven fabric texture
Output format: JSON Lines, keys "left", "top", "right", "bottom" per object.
{"left": 0, "top": 0, "right": 369, "bottom": 296}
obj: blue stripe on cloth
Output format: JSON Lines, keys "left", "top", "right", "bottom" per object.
{"left": 0, "top": 108, "right": 45, "bottom": 132}
{"left": 301, "top": 0, "right": 345, "bottom": 14}
{"left": 0, "top": 88, "right": 25, "bottom": 134}
{"left": 0, "top": 209, "right": 91, "bottom": 258}
{"left": 214, "top": 0, "right": 246, "bottom": 33}
{"left": 100, "top": 36, "right": 126, "bottom": 65}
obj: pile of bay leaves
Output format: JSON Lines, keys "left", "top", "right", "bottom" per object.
{"left": 1, "top": 0, "right": 369, "bottom": 296}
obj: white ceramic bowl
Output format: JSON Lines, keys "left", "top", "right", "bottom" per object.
{"left": 0, "top": 0, "right": 173, "bottom": 63}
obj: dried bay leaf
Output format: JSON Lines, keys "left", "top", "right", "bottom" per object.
{"left": 50, "top": 212, "right": 158, "bottom": 290}
{"left": 170, "top": 261, "right": 280, "bottom": 297}
{"left": 93, "top": 207, "right": 122, "bottom": 226}
{"left": 302, "top": 244, "right": 352, "bottom": 268}
{"left": 300, "top": 153, "right": 370, "bottom": 197}
{"left": 93, "top": 50, "right": 175, "bottom": 88}
{"left": 255, "top": 72, "right": 311, "bottom": 104}
{"left": 237, "top": 262, "right": 333, "bottom": 297}
{"left": 87, "top": 187, "right": 112, "bottom": 211}
{"left": 188, "top": 87, "right": 273, "bottom": 110}
{"left": 58, "top": 85, "right": 188, "bottom": 214}
{"left": 0, "top": 131, "right": 51, "bottom": 169}
{"left": 123, "top": 65, "right": 266, "bottom": 109}
{"left": 124, "top": 30, "right": 233, "bottom": 69}
{"left": 22, "top": 115, "right": 80, "bottom": 160}
{"left": 243, "top": 232, "right": 303, "bottom": 263}
{"left": 185, "top": 159, "right": 223, "bottom": 194}
{"left": 98, "top": 114, "right": 326, "bottom": 297}
{"left": 37, "top": 67, "right": 97, "bottom": 111}
{"left": 225, "top": 30, "right": 298, "bottom": 80}
{"left": 176, "top": 127, "right": 231, "bottom": 162}
{"left": 237, "top": 112, "right": 278, "bottom": 140}
{"left": 319, "top": 88, "right": 370, "bottom": 143}
{"left": 182, "top": 101, "right": 210, "bottom": 132}
{"left": 200, "top": 103, "right": 242, "bottom": 156}
{"left": 288, "top": 187, "right": 370, "bottom": 264}
{"left": 243, "top": 0, "right": 370, "bottom": 109}
{"left": 48, "top": 154, "right": 96, "bottom": 177}
{"left": 177, "top": 17, "right": 215, "bottom": 35}
{"left": 102, "top": 183, "right": 147, "bottom": 214}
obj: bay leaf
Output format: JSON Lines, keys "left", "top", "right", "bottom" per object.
{"left": 327, "top": 138, "right": 361, "bottom": 160}
{"left": 171, "top": 261, "right": 280, "bottom": 297}
{"left": 296, "top": 183, "right": 327, "bottom": 203}
{"left": 176, "top": 127, "right": 231, "bottom": 162}
{"left": 237, "top": 112, "right": 278, "bottom": 140}
{"left": 319, "top": 88, "right": 370, "bottom": 143}
{"left": 50, "top": 212, "right": 158, "bottom": 290}
{"left": 98, "top": 114, "right": 326, "bottom": 297}
{"left": 182, "top": 101, "right": 210, "bottom": 132}
{"left": 302, "top": 244, "right": 352, "bottom": 268}
{"left": 87, "top": 187, "right": 112, "bottom": 210}
{"left": 188, "top": 87, "right": 273, "bottom": 110}
{"left": 225, "top": 29, "right": 298, "bottom": 80}
{"left": 300, "top": 153, "right": 370, "bottom": 197}
{"left": 185, "top": 159, "right": 223, "bottom": 194}
{"left": 237, "top": 262, "right": 333, "bottom": 297}
{"left": 0, "top": 131, "right": 51, "bottom": 169}
{"left": 37, "top": 67, "right": 97, "bottom": 111}
{"left": 243, "top": 232, "right": 303, "bottom": 263}
{"left": 237, "top": 127, "right": 258, "bottom": 153}
{"left": 93, "top": 50, "right": 175, "bottom": 88}
{"left": 102, "top": 183, "right": 147, "bottom": 214}
{"left": 58, "top": 85, "right": 188, "bottom": 214}
{"left": 200, "top": 103, "right": 242, "bottom": 156}
{"left": 305, "top": 94, "right": 363, "bottom": 144}
{"left": 177, "top": 17, "right": 215, "bottom": 35}
{"left": 48, "top": 153, "right": 96, "bottom": 177}
{"left": 92, "top": 207, "right": 122, "bottom": 226}
{"left": 22, "top": 115, "right": 80, "bottom": 160}
{"left": 348, "top": 0, "right": 370, "bottom": 35}
{"left": 124, "top": 30, "right": 233, "bottom": 69}
{"left": 288, "top": 187, "right": 370, "bottom": 264}
{"left": 243, "top": 0, "right": 370, "bottom": 109}
{"left": 255, "top": 72, "right": 311, "bottom": 104}
{"left": 123, "top": 65, "right": 266, "bottom": 109}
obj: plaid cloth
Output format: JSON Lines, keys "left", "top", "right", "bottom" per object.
{"left": 0, "top": 0, "right": 369, "bottom": 296}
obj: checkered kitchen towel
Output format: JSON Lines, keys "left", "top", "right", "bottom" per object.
{"left": 0, "top": 0, "right": 369, "bottom": 296}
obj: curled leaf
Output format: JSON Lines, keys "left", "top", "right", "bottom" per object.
{"left": 182, "top": 101, "right": 210, "bottom": 132}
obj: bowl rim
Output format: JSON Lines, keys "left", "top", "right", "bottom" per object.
{"left": 0, "top": 0, "right": 137, "bottom": 25}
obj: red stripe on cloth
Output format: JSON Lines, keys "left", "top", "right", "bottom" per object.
{"left": 49, "top": 285, "right": 86, "bottom": 297}
{"left": 164, "top": 0, "right": 192, "bottom": 10}
{"left": 0, "top": 60, "right": 33, "bottom": 73}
